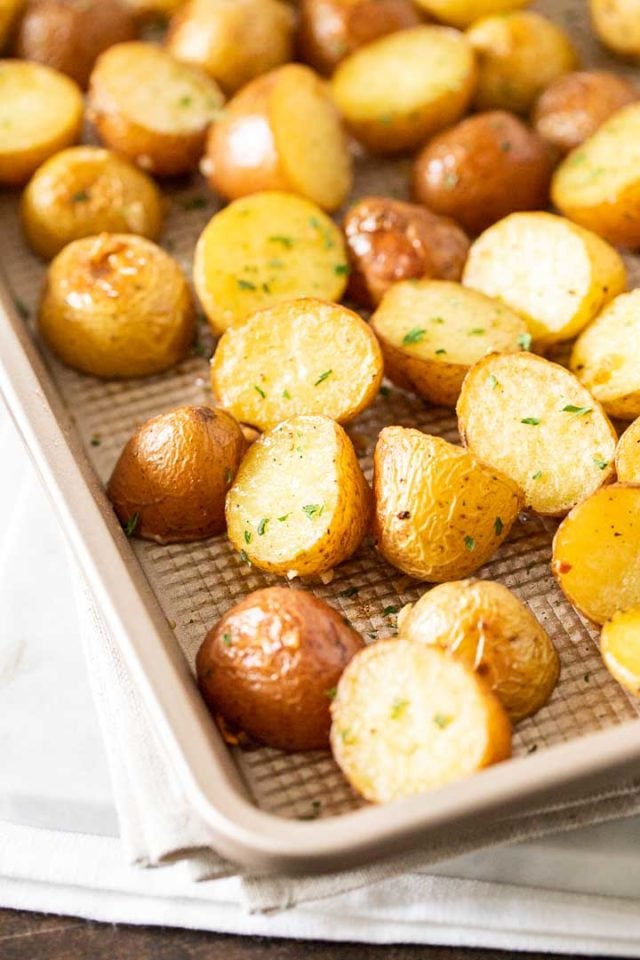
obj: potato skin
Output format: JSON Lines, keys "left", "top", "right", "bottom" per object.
{"left": 196, "top": 586, "right": 365, "bottom": 751}
{"left": 412, "top": 111, "right": 553, "bottom": 236}
{"left": 343, "top": 197, "right": 470, "bottom": 308}
{"left": 590, "top": 0, "right": 640, "bottom": 58}
{"left": 412, "top": 0, "right": 529, "bottom": 29}
{"left": 0, "top": 0, "right": 24, "bottom": 50}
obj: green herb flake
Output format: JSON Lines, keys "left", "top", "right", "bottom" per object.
{"left": 181, "top": 195, "right": 207, "bottom": 211}
{"left": 302, "top": 503, "right": 324, "bottom": 518}
{"left": 593, "top": 456, "right": 609, "bottom": 471}
{"left": 334, "top": 263, "right": 350, "bottom": 276}
{"left": 435, "top": 348, "right": 447, "bottom": 355}
{"left": 277, "top": 513, "right": 290, "bottom": 522}
{"left": 222, "top": 632, "right": 231, "bottom": 647}
{"left": 433, "top": 712, "right": 453, "bottom": 729}
{"left": 402, "top": 327, "right": 427, "bottom": 346}
{"left": 178, "top": 94, "right": 193, "bottom": 107}
{"left": 464, "top": 535, "right": 475, "bottom": 551}
{"left": 257, "top": 517, "right": 269, "bottom": 536}
{"left": 431, "top": 316, "right": 444, "bottom": 324}
{"left": 268, "top": 235, "right": 294, "bottom": 248}
{"left": 314, "top": 369, "right": 332, "bottom": 385}
{"left": 488, "top": 373, "right": 500, "bottom": 389}
{"left": 124, "top": 513, "right": 140, "bottom": 538}
{"left": 14, "top": 298, "right": 29, "bottom": 320}
{"left": 532, "top": 470, "right": 543, "bottom": 480}
{"left": 239, "top": 549, "right": 250, "bottom": 564}
{"left": 282, "top": 388, "right": 291, "bottom": 399}
{"left": 494, "top": 516, "right": 504, "bottom": 536}
{"left": 383, "top": 605, "right": 398, "bottom": 616}
{"left": 309, "top": 216, "right": 335, "bottom": 249}
{"left": 72, "top": 189, "right": 90, "bottom": 203}
{"left": 562, "top": 404, "right": 592, "bottom": 416}
{"left": 390, "top": 698, "right": 409, "bottom": 719}
{"left": 244, "top": 529, "right": 252, "bottom": 544}
{"left": 468, "top": 327, "right": 485, "bottom": 335}
{"left": 521, "top": 417, "right": 541, "bottom": 426}
{"left": 238, "top": 278, "right": 257, "bottom": 291}
{"left": 325, "top": 686, "right": 337, "bottom": 701}
{"left": 262, "top": 281, "right": 271, "bottom": 293}
{"left": 254, "top": 384, "right": 266, "bottom": 398}
{"left": 517, "top": 332, "right": 533, "bottom": 350}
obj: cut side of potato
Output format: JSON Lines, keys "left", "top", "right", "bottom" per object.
{"left": 193, "top": 191, "right": 349, "bottom": 335}
{"left": 457, "top": 352, "right": 617, "bottom": 516}
{"left": 226, "top": 415, "right": 371, "bottom": 578}
{"left": 330, "top": 639, "right": 512, "bottom": 803}
{"left": 211, "top": 298, "right": 383, "bottom": 430}
{"left": 370, "top": 279, "right": 529, "bottom": 407}
{"left": 552, "top": 483, "right": 640, "bottom": 625}
{"left": 616, "top": 418, "right": 640, "bottom": 483}
{"left": 600, "top": 607, "right": 640, "bottom": 697}
{"left": 462, "top": 212, "right": 626, "bottom": 346}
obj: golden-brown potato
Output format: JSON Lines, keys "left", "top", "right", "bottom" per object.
{"left": 107, "top": 406, "right": 246, "bottom": 542}
{"left": 297, "top": 0, "right": 420, "bottom": 76}
{"left": 552, "top": 483, "right": 640, "bottom": 625}
{"left": 196, "top": 586, "right": 365, "bottom": 751}
{"left": 412, "top": 0, "right": 529, "bottom": 29}
{"left": 330, "top": 639, "right": 512, "bottom": 803}
{"left": 532, "top": 71, "right": 637, "bottom": 155}
{"left": 457, "top": 352, "right": 617, "bottom": 517}
{"left": 600, "top": 608, "right": 640, "bottom": 697}
{"left": 15, "top": 0, "right": 137, "bottom": 88}
{"left": 467, "top": 11, "right": 579, "bottom": 114}
{"left": 226, "top": 415, "right": 371, "bottom": 579}
{"left": 370, "top": 279, "right": 528, "bottom": 407}
{"left": 0, "top": 0, "right": 24, "bottom": 49}
{"left": 0, "top": 60, "right": 82, "bottom": 185}
{"left": 21, "top": 147, "right": 164, "bottom": 260}
{"left": 193, "top": 191, "right": 349, "bottom": 335}
{"left": 167, "top": 0, "right": 295, "bottom": 95}
{"left": 88, "top": 41, "right": 224, "bottom": 176}
{"left": 204, "top": 63, "right": 351, "bottom": 211}
{"left": 330, "top": 25, "right": 477, "bottom": 155}
{"left": 38, "top": 233, "right": 195, "bottom": 378}
{"left": 343, "top": 196, "right": 470, "bottom": 309}
{"left": 412, "top": 111, "right": 553, "bottom": 236}
{"left": 615, "top": 417, "right": 640, "bottom": 482}
{"left": 373, "top": 427, "right": 523, "bottom": 582}
{"left": 397, "top": 579, "right": 559, "bottom": 723}
{"left": 211, "top": 298, "right": 383, "bottom": 430}
{"left": 590, "top": 0, "right": 640, "bottom": 58}
{"left": 462, "top": 212, "right": 626, "bottom": 345}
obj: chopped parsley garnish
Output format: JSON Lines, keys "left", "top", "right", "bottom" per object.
{"left": 222, "top": 632, "right": 231, "bottom": 647}
{"left": 464, "top": 535, "right": 475, "bottom": 551}
{"left": 402, "top": 327, "right": 426, "bottom": 345}
{"left": 277, "top": 514, "right": 290, "bottom": 522}
{"left": 244, "top": 530, "right": 252, "bottom": 544}
{"left": 325, "top": 686, "right": 337, "bottom": 701}
{"left": 254, "top": 384, "right": 266, "bottom": 398}
{"left": 309, "top": 216, "right": 335, "bottom": 249}
{"left": 124, "top": 513, "right": 139, "bottom": 537}
{"left": 383, "top": 605, "right": 398, "bottom": 616}
{"left": 314, "top": 369, "right": 332, "bottom": 385}
{"left": 494, "top": 516, "right": 504, "bottom": 536}
{"left": 433, "top": 712, "right": 453, "bottom": 729}
{"left": 531, "top": 470, "right": 543, "bottom": 480}
{"left": 268, "top": 235, "right": 294, "bottom": 248}
{"left": 334, "top": 263, "right": 350, "bottom": 276}
{"left": 517, "top": 332, "right": 533, "bottom": 350}
{"left": 72, "top": 189, "right": 90, "bottom": 202}
{"left": 593, "top": 456, "right": 609, "bottom": 471}
{"left": 178, "top": 94, "right": 193, "bottom": 107}
{"left": 239, "top": 549, "right": 250, "bottom": 563}
{"left": 390, "top": 698, "right": 409, "bottom": 719}
{"left": 257, "top": 518, "right": 269, "bottom": 536}
{"left": 431, "top": 316, "right": 444, "bottom": 324}
{"left": 238, "top": 278, "right": 257, "bottom": 291}
{"left": 468, "top": 327, "right": 485, "bottom": 335}
{"left": 282, "top": 388, "right": 291, "bottom": 399}
{"left": 302, "top": 503, "right": 324, "bottom": 518}
{"left": 521, "top": 417, "right": 540, "bottom": 425}
{"left": 435, "top": 348, "right": 447, "bottom": 356}
{"left": 489, "top": 374, "right": 500, "bottom": 389}
{"left": 562, "top": 404, "right": 592, "bottom": 416}
{"left": 181, "top": 195, "right": 207, "bottom": 210}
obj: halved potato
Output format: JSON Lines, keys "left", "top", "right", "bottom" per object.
{"left": 590, "top": 0, "right": 640, "bottom": 58}
{"left": 457, "top": 352, "right": 617, "bottom": 516}
{"left": 193, "top": 191, "right": 348, "bottom": 335}
{"left": 211, "top": 298, "right": 383, "bottom": 430}
{"left": 226, "top": 415, "right": 371, "bottom": 578}
{"left": 398, "top": 579, "right": 559, "bottom": 723}
{"left": 600, "top": 608, "right": 640, "bottom": 697}
{"left": 330, "top": 639, "right": 512, "bottom": 803}
{"left": 412, "top": 0, "right": 529, "bottom": 29}
{"left": 373, "top": 427, "right": 523, "bottom": 582}
{"left": 0, "top": 60, "right": 83, "bottom": 185}
{"left": 370, "top": 279, "right": 528, "bottom": 407}
{"left": 615, "top": 418, "right": 640, "bottom": 483}
{"left": 552, "top": 483, "right": 640, "bottom": 625}
{"left": 462, "top": 212, "right": 626, "bottom": 345}
{"left": 330, "top": 25, "right": 477, "bottom": 155}
{"left": 0, "top": 0, "right": 24, "bottom": 50}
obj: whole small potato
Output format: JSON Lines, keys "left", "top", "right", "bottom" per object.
{"left": 412, "top": 111, "right": 553, "bottom": 235}
{"left": 412, "top": 0, "right": 529, "bottom": 29}
{"left": 590, "top": 0, "right": 640, "bottom": 58}
{"left": 196, "top": 586, "right": 365, "bottom": 751}
{"left": 343, "top": 196, "right": 470, "bottom": 308}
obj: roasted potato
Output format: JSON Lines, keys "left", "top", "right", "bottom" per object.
{"left": 590, "top": 0, "right": 640, "bottom": 58}
{"left": 552, "top": 483, "right": 640, "bottom": 625}
{"left": 211, "top": 298, "right": 383, "bottom": 430}
{"left": 532, "top": 71, "right": 637, "bottom": 155}
{"left": 204, "top": 63, "right": 351, "bottom": 211}
{"left": 457, "top": 352, "right": 617, "bottom": 516}
{"left": 412, "top": 111, "right": 553, "bottom": 236}
{"left": 167, "top": 0, "right": 295, "bottom": 95}
{"left": 343, "top": 197, "right": 470, "bottom": 309}
{"left": 571, "top": 290, "right": 640, "bottom": 421}
{"left": 411, "top": 0, "right": 529, "bottom": 29}
{"left": 330, "top": 639, "right": 512, "bottom": 803}
{"left": 373, "top": 427, "right": 523, "bottom": 581}
{"left": 615, "top": 417, "right": 640, "bottom": 483}
{"left": 196, "top": 586, "right": 365, "bottom": 751}
{"left": 370, "top": 279, "right": 528, "bottom": 407}
{"left": 330, "top": 25, "right": 477, "bottom": 155}
{"left": 193, "top": 191, "right": 349, "bottom": 335}
{"left": 0, "top": 0, "right": 24, "bottom": 49}
{"left": 397, "top": 579, "right": 559, "bottom": 723}
{"left": 462, "top": 212, "right": 626, "bottom": 345}
{"left": 38, "top": 233, "right": 195, "bottom": 378}
{"left": 226, "top": 415, "right": 371, "bottom": 578}
{"left": 297, "top": 0, "right": 420, "bottom": 76}
{"left": 0, "top": 60, "right": 82, "bottom": 185}
{"left": 21, "top": 147, "right": 164, "bottom": 260}
{"left": 600, "top": 608, "right": 640, "bottom": 697}
{"left": 467, "top": 11, "right": 579, "bottom": 114}
{"left": 107, "top": 406, "right": 246, "bottom": 542}
{"left": 88, "top": 41, "right": 224, "bottom": 176}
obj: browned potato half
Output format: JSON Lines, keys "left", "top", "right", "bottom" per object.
{"left": 462, "top": 212, "right": 626, "bottom": 345}
{"left": 21, "top": 146, "right": 164, "bottom": 260}
{"left": 211, "top": 298, "right": 383, "bottom": 430}
{"left": 412, "top": 0, "right": 529, "bottom": 29}
{"left": 370, "top": 279, "right": 528, "bottom": 407}
{"left": 571, "top": 290, "right": 640, "bottom": 421}
{"left": 107, "top": 406, "right": 246, "bottom": 542}
{"left": 412, "top": 111, "right": 553, "bottom": 236}
{"left": 330, "top": 639, "right": 512, "bottom": 803}
{"left": 205, "top": 63, "right": 351, "bottom": 211}
{"left": 533, "top": 71, "right": 637, "bottom": 155}
{"left": 457, "top": 352, "right": 617, "bottom": 516}
{"left": 39, "top": 233, "right": 195, "bottom": 378}
{"left": 167, "top": 0, "right": 295, "bottom": 95}
{"left": 88, "top": 42, "right": 224, "bottom": 176}
{"left": 193, "top": 191, "right": 348, "bottom": 335}
{"left": 468, "top": 11, "right": 579, "bottom": 114}
{"left": 590, "top": 0, "right": 640, "bottom": 58}
{"left": 373, "top": 427, "right": 523, "bottom": 581}
{"left": 552, "top": 483, "right": 640, "bottom": 625}
{"left": 600, "top": 608, "right": 640, "bottom": 697}
{"left": 398, "top": 579, "right": 559, "bottom": 723}
{"left": 343, "top": 196, "right": 470, "bottom": 309}
{"left": 0, "top": 60, "right": 82, "bottom": 185}
{"left": 616, "top": 417, "right": 640, "bottom": 482}
{"left": 226, "top": 415, "right": 371, "bottom": 578}
{"left": 330, "top": 25, "right": 477, "bottom": 155}
{"left": 0, "top": 0, "right": 24, "bottom": 49}
{"left": 196, "top": 586, "right": 365, "bottom": 751}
